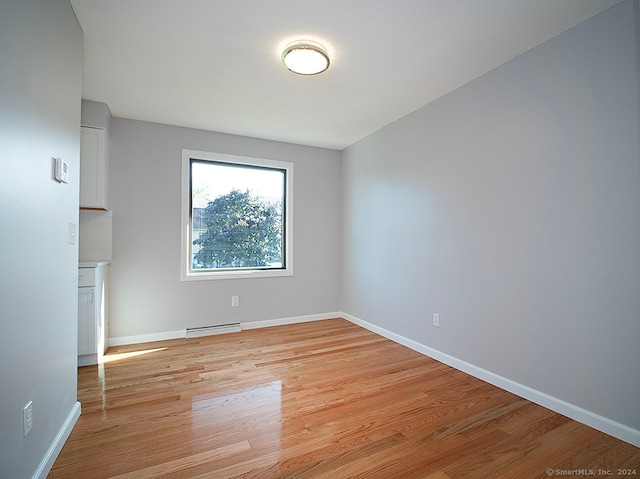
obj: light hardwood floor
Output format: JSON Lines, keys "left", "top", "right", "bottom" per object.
{"left": 48, "top": 318, "right": 639, "bottom": 478}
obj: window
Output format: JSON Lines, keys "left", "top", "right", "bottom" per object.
{"left": 181, "top": 149, "right": 293, "bottom": 280}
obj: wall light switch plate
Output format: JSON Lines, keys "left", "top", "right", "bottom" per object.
{"left": 433, "top": 313, "right": 440, "bottom": 327}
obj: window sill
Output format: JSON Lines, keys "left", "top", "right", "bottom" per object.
{"left": 180, "top": 268, "right": 293, "bottom": 281}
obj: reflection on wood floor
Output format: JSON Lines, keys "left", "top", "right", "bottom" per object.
{"left": 48, "top": 318, "right": 639, "bottom": 478}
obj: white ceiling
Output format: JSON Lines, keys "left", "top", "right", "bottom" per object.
{"left": 70, "top": 0, "right": 623, "bottom": 150}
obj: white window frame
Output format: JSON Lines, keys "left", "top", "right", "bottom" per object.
{"left": 181, "top": 149, "right": 293, "bottom": 281}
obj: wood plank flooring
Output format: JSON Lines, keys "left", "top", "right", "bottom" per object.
{"left": 48, "top": 318, "right": 639, "bottom": 478}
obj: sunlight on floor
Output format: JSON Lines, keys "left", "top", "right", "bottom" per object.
{"left": 101, "top": 347, "right": 167, "bottom": 363}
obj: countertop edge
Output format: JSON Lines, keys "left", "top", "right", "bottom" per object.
{"left": 79, "top": 260, "right": 112, "bottom": 268}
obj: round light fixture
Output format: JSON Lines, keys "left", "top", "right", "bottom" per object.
{"left": 281, "top": 40, "right": 330, "bottom": 75}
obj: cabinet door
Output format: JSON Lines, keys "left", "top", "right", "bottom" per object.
{"left": 80, "top": 127, "right": 108, "bottom": 209}
{"left": 94, "top": 265, "right": 108, "bottom": 355}
{"left": 78, "top": 287, "right": 96, "bottom": 356}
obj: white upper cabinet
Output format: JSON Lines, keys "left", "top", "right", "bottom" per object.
{"left": 80, "top": 126, "right": 109, "bottom": 209}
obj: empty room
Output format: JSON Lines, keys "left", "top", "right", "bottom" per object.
{"left": 1, "top": 1, "right": 639, "bottom": 478}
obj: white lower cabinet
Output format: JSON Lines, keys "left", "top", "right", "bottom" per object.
{"left": 78, "top": 286, "right": 95, "bottom": 356}
{"left": 78, "top": 263, "right": 109, "bottom": 366}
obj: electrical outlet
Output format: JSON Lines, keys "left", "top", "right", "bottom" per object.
{"left": 68, "top": 222, "right": 77, "bottom": 244}
{"left": 433, "top": 313, "right": 440, "bottom": 327}
{"left": 231, "top": 296, "right": 240, "bottom": 307}
{"left": 23, "top": 401, "right": 33, "bottom": 437}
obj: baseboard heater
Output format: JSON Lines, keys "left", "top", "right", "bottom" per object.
{"left": 185, "top": 322, "right": 242, "bottom": 338}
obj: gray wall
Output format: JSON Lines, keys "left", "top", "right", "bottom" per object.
{"left": 0, "top": 0, "right": 83, "bottom": 477}
{"left": 342, "top": 0, "right": 640, "bottom": 433}
{"left": 109, "top": 119, "right": 342, "bottom": 339}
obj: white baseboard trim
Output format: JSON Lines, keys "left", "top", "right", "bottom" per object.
{"left": 33, "top": 401, "right": 81, "bottom": 479}
{"left": 109, "top": 330, "right": 186, "bottom": 347}
{"left": 341, "top": 312, "right": 640, "bottom": 448}
{"left": 108, "top": 312, "right": 341, "bottom": 347}
{"left": 242, "top": 312, "right": 340, "bottom": 330}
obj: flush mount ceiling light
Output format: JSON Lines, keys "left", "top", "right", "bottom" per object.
{"left": 281, "top": 40, "right": 330, "bottom": 75}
